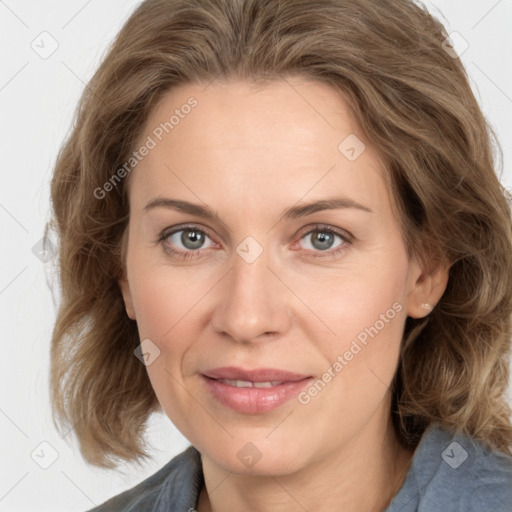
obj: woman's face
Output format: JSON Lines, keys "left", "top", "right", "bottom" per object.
{"left": 120, "top": 77, "right": 433, "bottom": 474}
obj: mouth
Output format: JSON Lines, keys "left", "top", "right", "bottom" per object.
{"left": 212, "top": 378, "right": 288, "bottom": 388}
{"left": 202, "top": 366, "right": 310, "bottom": 383}
{"left": 201, "top": 366, "right": 313, "bottom": 414}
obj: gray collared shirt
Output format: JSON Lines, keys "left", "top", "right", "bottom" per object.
{"left": 88, "top": 423, "right": 512, "bottom": 511}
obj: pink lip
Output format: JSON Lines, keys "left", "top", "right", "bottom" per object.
{"left": 201, "top": 366, "right": 312, "bottom": 414}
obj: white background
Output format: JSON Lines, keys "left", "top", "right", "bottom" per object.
{"left": 1, "top": 1, "right": 511, "bottom": 510}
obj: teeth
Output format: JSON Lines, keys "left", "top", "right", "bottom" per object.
{"left": 225, "top": 379, "right": 253, "bottom": 388}
{"left": 253, "top": 381, "right": 274, "bottom": 388}
{"left": 217, "top": 379, "right": 284, "bottom": 388}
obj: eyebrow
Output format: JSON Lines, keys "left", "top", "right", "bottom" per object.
{"left": 143, "top": 196, "right": 373, "bottom": 223}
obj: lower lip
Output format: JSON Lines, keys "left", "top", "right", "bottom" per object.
{"left": 201, "top": 375, "right": 312, "bottom": 414}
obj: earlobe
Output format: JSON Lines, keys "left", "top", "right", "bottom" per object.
{"left": 118, "top": 277, "right": 136, "bottom": 320}
{"left": 406, "top": 256, "right": 450, "bottom": 319}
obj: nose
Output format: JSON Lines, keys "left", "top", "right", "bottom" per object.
{"left": 210, "top": 245, "right": 292, "bottom": 344}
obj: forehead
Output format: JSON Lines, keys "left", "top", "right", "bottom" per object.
{"left": 130, "top": 78, "right": 392, "bottom": 217}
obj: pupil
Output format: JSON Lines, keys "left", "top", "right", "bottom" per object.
{"left": 312, "top": 231, "right": 333, "bottom": 250}
{"left": 182, "top": 229, "right": 204, "bottom": 249}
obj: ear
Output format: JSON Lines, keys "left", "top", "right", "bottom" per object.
{"left": 118, "top": 276, "right": 136, "bottom": 320}
{"left": 406, "top": 254, "right": 450, "bottom": 319}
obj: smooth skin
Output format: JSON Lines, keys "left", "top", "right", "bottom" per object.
{"left": 119, "top": 77, "right": 449, "bottom": 512}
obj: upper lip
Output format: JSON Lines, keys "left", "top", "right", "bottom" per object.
{"left": 202, "top": 366, "right": 311, "bottom": 383}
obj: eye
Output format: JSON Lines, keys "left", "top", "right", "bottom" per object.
{"left": 168, "top": 227, "right": 213, "bottom": 250}
{"left": 158, "top": 223, "right": 352, "bottom": 261}
{"left": 159, "top": 225, "right": 216, "bottom": 260}
{"left": 296, "top": 224, "right": 351, "bottom": 257}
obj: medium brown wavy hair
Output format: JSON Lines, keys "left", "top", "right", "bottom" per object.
{"left": 46, "top": 0, "right": 512, "bottom": 468}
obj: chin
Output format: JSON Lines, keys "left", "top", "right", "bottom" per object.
{"left": 199, "top": 435, "right": 312, "bottom": 476}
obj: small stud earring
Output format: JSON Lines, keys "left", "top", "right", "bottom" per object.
{"left": 421, "top": 302, "right": 433, "bottom": 311}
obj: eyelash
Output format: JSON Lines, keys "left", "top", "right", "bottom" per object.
{"left": 157, "top": 223, "right": 352, "bottom": 261}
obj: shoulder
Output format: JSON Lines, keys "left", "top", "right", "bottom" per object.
{"left": 388, "top": 423, "right": 512, "bottom": 512}
{"left": 87, "top": 445, "right": 203, "bottom": 512}
{"left": 461, "top": 433, "right": 512, "bottom": 512}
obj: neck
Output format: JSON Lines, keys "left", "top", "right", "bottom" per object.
{"left": 197, "top": 413, "right": 414, "bottom": 512}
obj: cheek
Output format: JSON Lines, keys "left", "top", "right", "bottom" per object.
{"left": 127, "top": 251, "right": 213, "bottom": 341}
{"left": 126, "top": 255, "right": 215, "bottom": 390}
{"left": 291, "top": 250, "right": 408, "bottom": 347}
{"left": 299, "top": 287, "right": 406, "bottom": 435}
{"left": 298, "top": 249, "right": 409, "bottom": 390}
{"left": 127, "top": 265, "right": 201, "bottom": 420}
{"left": 332, "top": 279, "right": 406, "bottom": 360}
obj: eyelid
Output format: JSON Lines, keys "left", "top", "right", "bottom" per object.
{"left": 157, "top": 224, "right": 217, "bottom": 261}
{"left": 295, "top": 223, "right": 354, "bottom": 244}
{"left": 159, "top": 222, "right": 217, "bottom": 242}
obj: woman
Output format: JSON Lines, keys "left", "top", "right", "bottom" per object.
{"left": 47, "top": 0, "right": 512, "bottom": 510}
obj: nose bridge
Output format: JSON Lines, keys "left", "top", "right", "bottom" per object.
{"left": 211, "top": 241, "right": 290, "bottom": 343}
